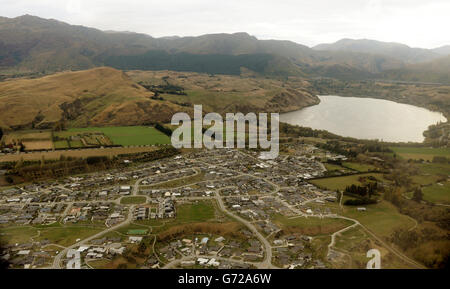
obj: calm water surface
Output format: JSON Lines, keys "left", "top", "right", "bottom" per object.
{"left": 280, "top": 95, "right": 447, "bottom": 142}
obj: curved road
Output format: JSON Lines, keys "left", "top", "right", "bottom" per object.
{"left": 213, "top": 190, "right": 275, "bottom": 269}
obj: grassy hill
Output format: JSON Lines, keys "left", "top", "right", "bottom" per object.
{"left": 0, "top": 67, "right": 186, "bottom": 130}
{"left": 0, "top": 67, "right": 320, "bottom": 131}
{"left": 127, "top": 70, "right": 318, "bottom": 114}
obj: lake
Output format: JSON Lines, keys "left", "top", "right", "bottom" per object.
{"left": 280, "top": 95, "right": 447, "bottom": 142}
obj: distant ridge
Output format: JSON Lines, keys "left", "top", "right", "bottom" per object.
{"left": 0, "top": 15, "right": 449, "bottom": 83}
{"left": 313, "top": 38, "right": 444, "bottom": 63}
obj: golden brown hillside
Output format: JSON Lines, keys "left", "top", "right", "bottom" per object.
{"left": 0, "top": 67, "right": 186, "bottom": 130}
{"left": 127, "top": 70, "right": 319, "bottom": 114}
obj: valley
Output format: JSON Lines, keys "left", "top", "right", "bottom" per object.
{"left": 0, "top": 13, "right": 448, "bottom": 271}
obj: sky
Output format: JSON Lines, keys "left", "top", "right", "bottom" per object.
{"left": 1, "top": 0, "right": 449, "bottom": 49}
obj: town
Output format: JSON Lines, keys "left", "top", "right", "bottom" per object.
{"left": 0, "top": 142, "right": 361, "bottom": 269}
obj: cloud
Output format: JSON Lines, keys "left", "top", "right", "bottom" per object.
{"left": 1, "top": 0, "right": 449, "bottom": 48}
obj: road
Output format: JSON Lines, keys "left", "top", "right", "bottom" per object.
{"left": 324, "top": 214, "right": 426, "bottom": 269}
{"left": 51, "top": 176, "right": 145, "bottom": 269}
{"left": 213, "top": 190, "right": 275, "bottom": 269}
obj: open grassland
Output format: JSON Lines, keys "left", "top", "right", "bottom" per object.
{"left": 2, "top": 130, "right": 54, "bottom": 151}
{"left": 333, "top": 226, "right": 415, "bottom": 269}
{"left": 0, "top": 67, "right": 186, "bottom": 129}
{"left": 145, "top": 172, "right": 205, "bottom": 189}
{"left": 324, "top": 163, "right": 346, "bottom": 171}
{"left": 272, "top": 214, "right": 353, "bottom": 236}
{"left": 342, "top": 162, "right": 377, "bottom": 172}
{"left": 342, "top": 200, "right": 416, "bottom": 239}
{"left": 53, "top": 140, "right": 69, "bottom": 149}
{"left": 411, "top": 175, "right": 443, "bottom": 186}
{"left": 86, "top": 259, "right": 111, "bottom": 269}
{"left": 0, "top": 225, "right": 38, "bottom": 245}
{"left": 0, "top": 146, "right": 159, "bottom": 162}
{"left": 35, "top": 225, "right": 103, "bottom": 247}
{"left": 390, "top": 146, "right": 450, "bottom": 161}
{"left": 417, "top": 162, "right": 450, "bottom": 176}
{"left": 22, "top": 140, "right": 54, "bottom": 150}
{"left": 120, "top": 196, "right": 147, "bottom": 205}
{"left": 65, "top": 126, "right": 170, "bottom": 146}
{"left": 0, "top": 224, "right": 103, "bottom": 247}
{"left": 410, "top": 162, "right": 449, "bottom": 187}
{"left": 309, "top": 173, "right": 386, "bottom": 191}
{"left": 422, "top": 181, "right": 450, "bottom": 204}
{"left": 125, "top": 200, "right": 226, "bottom": 236}
{"left": 2, "top": 130, "right": 52, "bottom": 143}
{"left": 126, "top": 70, "right": 318, "bottom": 114}
{"left": 176, "top": 201, "right": 216, "bottom": 223}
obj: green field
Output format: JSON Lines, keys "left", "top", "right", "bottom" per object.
{"left": 176, "top": 201, "right": 216, "bottom": 223}
{"left": 36, "top": 226, "right": 103, "bottom": 247}
{"left": 342, "top": 162, "right": 376, "bottom": 172}
{"left": 342, "top": 200, "right": 415, "bottom": 239}
{"left": 422, "top": 182, "right": 450, "bottom": 204}
{"left": 120, "top": 196, "right": 146, "bottom": 204}
{"left": 390, "top": 146, "right": 450, "bottom": 161}
{"left": 127, "top": 229, "right": 148, "bottom": 235}
{"left": 65, "top": 126, "right": 171, "bottom": 146}
{"left": 0, "top": 224, "right": 103, "bottom": 247}
{"left": 274, "top": 214, "right": 352, "bottom": 229}
{"left": 333, "top": 226, "right": 414, "bottom": 269}
{"left": 146, "top": 172, "right": 205, "bottom": 189}
{"left": 69, "top": 140, "right": 84, "bottom": 148}
{"left": 417, "top": 163, "right": 450, "bottom": 176}
{"left": 309, "top": 173, "right": 386, "bottom": 191}
{"left": 411, "top": 163, "right": 449, "bottom": 185}
{"left": 0, "top": 226, "right": 39, "bottom": 245}
{"left": 130, "top": 200, "right": 219, "bottom": 234}
{"left": 411, "top": 175, "right": 442, "bottom": 186}
{"left": 324, "top": 163, "right": 346, "bottom": 171}
{"left": 54, "top": 140, "right": 69, "bottom": 149}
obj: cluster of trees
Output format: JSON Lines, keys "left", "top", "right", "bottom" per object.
{"left": 344, "top": 198, "right": 377, "bottom": 206}
{"left": 3, "top": 147, "right": 180, "bottom": 184}
{"left": 412, "top": 187, "right": 423, "bottom": 202}
{"left": 280, "top": 122, "right": 393, "bottom": 157}
{"left": 383, "top": 187, "right": 403, "bottom": 207}
{"left": 139, "top": 82, "right": 187, "bottom": 96}
{"left": 280, "top": 123, "right": 320, "bottom": 138}
{"left": 105, "top": 50, "right": 275, "bottom": 76}
{"left": 154, "top": 123, "right": 172, "bottom": 137}
{"left": 11, "top": 156, "right": 114, "bottom": 181}
{"left": 118, "top": 146, "right": 179, "bottom": 163}
{"left": 432, "top": 156, "right": 449, "bottom": 164}
{"left": 317, "top": 141, "right": 358, "bottom": 158}
{"left": 344, "top": 182, "right": 378, "bottom": 198}
{"left": 390, "top": 227, "right": 449, "bottom": 269}
{"left": 343, "top": 182, "right": 379, "bottom": 206}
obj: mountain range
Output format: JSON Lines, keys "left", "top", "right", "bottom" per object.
{"left": 0, "top": 14, "right": 449, "bottom": 83}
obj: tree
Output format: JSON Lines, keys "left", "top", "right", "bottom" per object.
{"left": 138, "top": 242, "right": 147, "bottom": 254}
{"left": 40, "top": 155, "right": 45, "bottom": 168}
{"left": 18, "top": 141, "right": 25, "bottom": 152}
{"left": 15, "top": 157, "right": 24, "bottom": 170}
{"left": 412, "top": 187, "right": 423, "bottom": 203}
